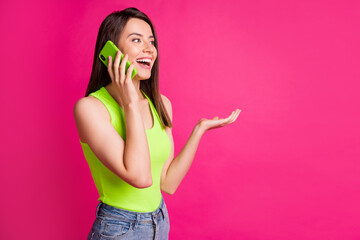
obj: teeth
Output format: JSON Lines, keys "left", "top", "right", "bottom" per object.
{"left": 136, "top": 59, "right": 151, "bottom": 63}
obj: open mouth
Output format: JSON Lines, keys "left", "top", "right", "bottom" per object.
{"left": 136, "top": 59, "right": 151, "bottom": 67}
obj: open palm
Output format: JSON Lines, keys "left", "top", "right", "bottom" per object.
{"left": 199, "top": 109, "right": 241, "bottom": 132}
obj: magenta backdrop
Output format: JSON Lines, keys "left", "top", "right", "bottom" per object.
{"left": 1, "top": 0, "right": 359, "bottom": 239}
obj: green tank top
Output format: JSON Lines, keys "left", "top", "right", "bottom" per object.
{"left": 80, "top": 86, "right": 171, "bottom": 212}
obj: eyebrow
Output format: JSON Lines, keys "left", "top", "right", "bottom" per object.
{"left": 127, "top": 33, "right": 155, "bottom": 39}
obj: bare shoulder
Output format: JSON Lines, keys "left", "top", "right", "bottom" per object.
{"left": 73, "top": 96, "right": 111, "bottom": 142}
{"left": 160, "top": 94, "right": 172, "bottom": 118}
{"left": 160, "top": 94, "right": 172, "bottom": 110}
{"left": 73, "top": 96, "right": 109, "bottom": 120}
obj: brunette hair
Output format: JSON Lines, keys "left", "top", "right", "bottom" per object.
{"left": 85, "top": 7, "right": 172, "bottom": 128}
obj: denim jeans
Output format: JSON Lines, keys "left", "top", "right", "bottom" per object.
{"left": 87, "top": 196, "right": 170, "bottom": 240}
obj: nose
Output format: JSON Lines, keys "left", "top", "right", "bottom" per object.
{"left": 143, "top": 41, "right": 155, "bottom": 53}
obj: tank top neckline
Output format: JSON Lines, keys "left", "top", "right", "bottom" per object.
{"left": 100, "top": 86, "right": 157, "bottom": 132}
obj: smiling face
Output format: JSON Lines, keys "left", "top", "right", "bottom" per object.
{"left": 117, "top": 18, "right": 157, "bottom": 80}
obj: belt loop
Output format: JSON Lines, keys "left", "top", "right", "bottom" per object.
{"left": 95, "top": 201, "right": 102, "bottom": 217}
{"left": 133, "top": 213, "right": 140, "bottom": 230}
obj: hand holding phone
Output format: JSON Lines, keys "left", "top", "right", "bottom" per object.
{"left": 99, "top": 41, "right": 140, "bottom": 107}
{"left": 99, "top": 40, "right": 138, "bottom": 79}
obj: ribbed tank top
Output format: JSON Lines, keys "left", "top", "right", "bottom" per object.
{"left": 80, "top": 86, "right": 171, "bottom": 212}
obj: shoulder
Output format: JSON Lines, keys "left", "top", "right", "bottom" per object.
{"left": 73, "top": 96, "right": 111, "bottom": 142}
{"left": 160, "top": 94, "right": 173, "bottom": 131}
{"left": 160, "top": 94, "right": 171, "bottom": 107}
{"left": 160, "top": 94, "right": 173, "bottom": 123}
{"left": 73, "top": 96, "right": 110, "bottom": 122}
{"left": 73, "top": 96, "right": 99, "bottom": 115}
{"left": 160, "top": 94, "right": 172, "bottom": 112}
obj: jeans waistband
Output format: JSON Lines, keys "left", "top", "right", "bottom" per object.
{"left": 95, "top": 196, "right": 166, "bottom": 224}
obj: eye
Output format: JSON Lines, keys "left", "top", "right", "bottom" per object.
{"left": 132, "top": 38, "right": 155, "bottom": 45}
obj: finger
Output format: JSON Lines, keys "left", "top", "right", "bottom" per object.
{"left": 107, "top": 56, "right": 114, "bottom": 81}
{"left": 226, "top": 110, "right": 235, "bottom": 121}
{"left": 227, "top": 112, "right": 236, "bottom": 124}
{"left": 213, "top": 111, "right": 235, "bottom": 126}
{"left": 230, "top": 109, "right": 241, "bottom": 123}
{"left": 125, "top": 61, "right": 136, "bottom": 82}
{"left": 215, "top": 114, "right": 232, "bottom": 127}
{"left": 229, "top": 111, "right": 238, "bottom": 124}
{"left": 226, "top": 110, "right": 238, "bottom": 124}
{"left": 114, "top": 51, "right": 122, "bottom": 83}
{"left": 120, "top": 54, "right": 128, "bottom": 84}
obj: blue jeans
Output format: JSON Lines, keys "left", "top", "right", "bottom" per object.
{"left": 87, "top": 196, "right": 170, "bottom": 240}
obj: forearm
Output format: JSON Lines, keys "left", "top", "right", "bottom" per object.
{"left": 123, "top": 103, "right": 152, "bottom": 185}
{"left": 163, "top": 124, "right": 205, "bottom": 194}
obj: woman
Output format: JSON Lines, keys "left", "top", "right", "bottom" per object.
{"left": 73, "top": 7, "right": 240, "bottom": 240}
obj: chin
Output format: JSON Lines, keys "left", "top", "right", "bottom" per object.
{"left": 134, "top": 74, "right": 151, "bottom": 81}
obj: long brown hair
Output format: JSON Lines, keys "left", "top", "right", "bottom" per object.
{"left": 85, "top": 7, "right": 172, "bottom": 129}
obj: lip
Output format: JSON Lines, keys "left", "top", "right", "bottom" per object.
{"left": 136, "top": 57, "right": 153, "bottom": 61}
{"left": 136, "top": 61, "right": 151, "bottom": 69}
{"left": 136, "top": 57, "right": 152, "bottom": 69}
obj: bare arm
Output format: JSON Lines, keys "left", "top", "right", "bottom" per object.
{"left": 74, "top": 98, "right": 152, "bottom": 188}
{"left": 122, "top": 102, "right": 152, "bottom": 186}
{"left": 74, "top": 52, "right": 153, "bottom": 188}
{"left": 161, "top": 123, "right": 204, "bottom": 195}
{"left": 73, "top": 97, "right": 152, "bottom": 189}
{"left": 160, "top": 94, "right": 241, "bottom": 195}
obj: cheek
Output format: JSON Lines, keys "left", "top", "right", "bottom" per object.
{"left": 129, "top": 48, "right": 141, "bottom": 56}
{"left": 154, "top": 50, "right": 158, "bottom": 59}
{"left": 124, "top": 48, "right": 141, "bottom": 61}
{"left": 124, "top": 45, "right": 140, "bottom": 54}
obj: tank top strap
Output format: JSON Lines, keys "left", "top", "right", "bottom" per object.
{"left": 90, "top": 87, "right": 122, "bottom": 112}
{"left": 89, "top": 87, "right": 126, "bottom": 139}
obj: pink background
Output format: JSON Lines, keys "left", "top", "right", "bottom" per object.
{"left": 1, "top": 0, "right": 359, "bottom": 239}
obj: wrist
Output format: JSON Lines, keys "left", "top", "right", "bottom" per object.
{"left": 123, "top": 102, "right": 140, "bottom": 111}
{"left": 194, "top": 122, "right": 206, "bottom": 135}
